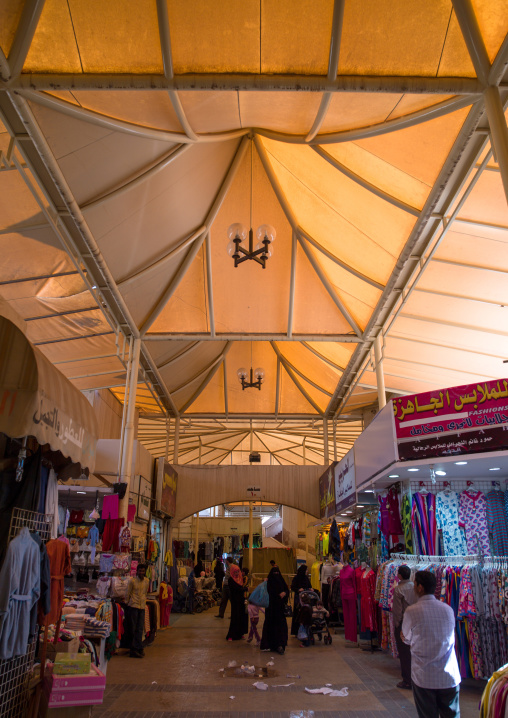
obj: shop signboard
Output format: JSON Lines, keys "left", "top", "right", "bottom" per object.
{"left": 319, "top": 462, "right": 337, "bottom": 519}
{"left": 334, "top": 449, "right": 356, "bottom": 512}
{"left": 393, "top": 378, "right": 508, "bottom": 460}
{"left": 156, "top": 458, "right": 178, "bottom": 518}
{"left": 137, "top": 476, "right": 151, "bottom": 522}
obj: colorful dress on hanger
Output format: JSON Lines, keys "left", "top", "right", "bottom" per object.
{"left": 486, "top": 490, "right": 508, "bottom": 556}
{"left": 436, "top": 491, "right": 467, "bottom": 556}
{"left": 411, "top": 492, "right": 437, "bottom": 555}
{"left": 401, "top": 494, "right": 413, "bottom": 554}
{"left": 459, "top": 490, "right": 490, "bottom": 556}
{"left": 360, "top": 569, "right": 377, "bottom": 632}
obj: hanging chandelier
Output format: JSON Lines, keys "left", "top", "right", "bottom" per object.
{"left": 227, "top": 140, "right": 276, "bottom": 268}
{"left": 237, "top": 366, "right": 265, "bottom": 390}
{"left": 237, "top": 342, "right": 265, "bottom": 390}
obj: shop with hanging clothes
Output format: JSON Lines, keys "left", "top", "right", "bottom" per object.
{"left": 350, "top": 379, "right": 508, "bottom": 687}
{"left": 0, "top": 311, "right": 101, "bottom": 718}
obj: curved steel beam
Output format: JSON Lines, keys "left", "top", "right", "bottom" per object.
{"left": 270, "top": 341, "right": 324, "bottom": 415}
{"left": 301, "top": 341, "right": 346, "bottom": 372}
{"left": 312, "top": 145, "right": 421, "bottom": 216}
{"left": 298, "top": 227, "right": 385, "bottom": 291}
{"left": 156, "top": 341, "right": 201, "bottom": 370}
{"left": 305, "top": 0, "right": 346, "bottom": 143}
{"left": 118, "top": 225, "right": 206, "bottom": 287}
{"left": 271, "top": 346, "right": 333, "bottom": 397}
{"left": 179, "top": 342, "right": 232, "bottom": 413}
{"left": 254, "top": 135, "right": 383, "bottom": 306}
{"left": 20, "top": 90, "right": 249, "bottom": 144}
{"left": 140, "top": 137, "right": 248, "bottom": 334}
{"left": 82, "top": 143, "right": 191, "bottom": 210}
{"left": 257, "top": 95, "right": 477, "bottom": 145}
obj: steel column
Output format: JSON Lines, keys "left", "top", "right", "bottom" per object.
{"left": 119, "top": 337, "right": 141, "bottom": 519}
{"left": 173, "top": 415, "right": 180, "bottom": 464}
{"left": 374, "top": 335, "right": 386, "bottom": 409}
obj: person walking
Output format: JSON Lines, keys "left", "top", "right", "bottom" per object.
{"left": 214, "top": 558, "right": 225, "bottom": 590}
{"left": 125, "top": 564, "right": 149, "bottom": 658}
{"left": 402, "top": 570, "right": 461, "bottom": 718}
{"left": 392, "top": 565, "right": 416, "bottom": 690}
{"left": 260, "top": 564, "right": 289, "bottom": 655}
{"left": 216, "top": 556, "right": 234, "bottom": 618}
{"left": 246, "top": 599, "right": 264, "bottom": 645}
{"left": 226, "top": 564, "right": 248, "bottom": 640}
{"left": 290, "top": 564, "right": 311, "bottom": 635}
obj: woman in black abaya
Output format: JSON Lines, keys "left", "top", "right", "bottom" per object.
{"left": 226, "top": 564, "right": 248, "bottom": 640}
{"left": 290, "top": 564, "right": 311, "bottom": 635}
{"left": 260, "top": 565, "right": 289, "bottom": 654}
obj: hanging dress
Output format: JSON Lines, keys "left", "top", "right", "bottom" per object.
{"left": 459, "top": 490, "right": 490, "bottom": 556}
{"left": 436, "top": 491, "right": 467, "bottom": 556}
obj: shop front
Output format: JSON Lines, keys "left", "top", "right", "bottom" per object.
{"left": 351, "top": 377, "right": 508, "bottom": 682}
{"left": 0, "top": 312, "right": 99, "bottom": 718}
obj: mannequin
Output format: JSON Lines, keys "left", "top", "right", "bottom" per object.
{"left": 339, "top": 562, "right": 357, "bottom": 644}
{"left": 321, "top": 557, "right": 341, "bottom": 608}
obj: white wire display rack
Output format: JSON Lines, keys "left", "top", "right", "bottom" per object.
{"left": 0, "top": 507, "right": 53, "bottom": 718}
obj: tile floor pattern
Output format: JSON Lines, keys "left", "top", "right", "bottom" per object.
{"left": 93, "top": 611, "right": 483, "bottom": 718}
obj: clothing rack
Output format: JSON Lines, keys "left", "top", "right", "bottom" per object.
{"left": 1, "top": 508, "right": 53, "bottom": 718}
{"left": 390, "top": 552, "right": 481, "bottom": 564}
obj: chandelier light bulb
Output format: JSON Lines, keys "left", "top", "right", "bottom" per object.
{"left": 237, "top": 367, "right": 248, "bottom": 381}
{"left": 256, "top": 224, "right": 276, "bottom": 243}
{"left": 255, "top": 241, "right": 272, "bottom": 257}
{"left": 226, "top": 241, "right": 238, "bottom": 257}
{"left": 254, "top": 367, "right": 265, "bottom": 381}
{"left": 227, "top": 223, "right": 248, "bottom": 242}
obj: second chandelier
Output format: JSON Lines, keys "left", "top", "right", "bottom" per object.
{"left": 227, "top": 223, "right": 276, "bottom": 268}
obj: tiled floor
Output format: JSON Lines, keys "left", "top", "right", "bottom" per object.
{"left": 93, "top": 611, "right": 483, "bottom": 717}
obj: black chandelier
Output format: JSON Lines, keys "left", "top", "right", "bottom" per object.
{"left": 227, "top": 224, "right": 276, "bottom": 268}
{"left": 227, "top": 141, "right": 276, "bottom": 268}
{"left": 237, "top": 366, "right": 265, "bottom": 391}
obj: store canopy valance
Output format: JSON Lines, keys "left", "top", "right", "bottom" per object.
{"left": 0, "top": 315, "right": 98, "bottom": 471}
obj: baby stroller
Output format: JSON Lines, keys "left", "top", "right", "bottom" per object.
{"left": 299, "top": 589, "right": 333, "bottom": 645}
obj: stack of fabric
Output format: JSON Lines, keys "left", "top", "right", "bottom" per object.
{"left": 83, "top": 617, "right": 111, "bottom": 638}
{"left": 480, "top": 663, "right": 508, "bottom": 717}
{"left": 64, "top": 614, "right": 86, "bottom": 632}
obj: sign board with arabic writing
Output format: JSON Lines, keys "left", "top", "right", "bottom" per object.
{"left": 393, "top": 379, "right": 508, "bottom": 460}
{"left": 156, "top": 458, "right": 178, "bottom": 517}
{"left": 319, "top": 462, "right": 337, "bottom": 519}
{"left": 334, "top": 449, "right": 356, "bottom": 512}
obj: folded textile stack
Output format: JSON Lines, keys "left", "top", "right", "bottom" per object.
{"left": 83, "top": 617, "right": 111, "bottom": 638}
{"left": 64, "top": 614, "right": 86, "bottom": 632}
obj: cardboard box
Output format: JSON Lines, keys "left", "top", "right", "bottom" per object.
{"left": 53, "top": 653, "right": 91, "bottom": 676}
{"left": 50, "top": 666, "right": 106, "bottom": 692}
{"left": 45, "top": 638, "right": 80, "bottom": 659}
{"left": 44, "top": 665, "right": 106, "bottom": 709}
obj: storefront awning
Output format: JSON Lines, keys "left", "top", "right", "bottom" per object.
{"left": 0, "top": 315, "right": 98, "bottom": 471}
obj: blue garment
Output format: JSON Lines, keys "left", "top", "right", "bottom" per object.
{"left": 88, "top": 525, "right": 100, "bottom": 563}
{"left": 436, "top": 491, "right": 467, "bottom": 556}
{"left": 0, "top": 527, "right": 40, "bottom": 659}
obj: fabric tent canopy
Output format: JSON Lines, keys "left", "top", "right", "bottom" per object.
{"left": 0, "top": 0, "right": 507, "bottom": 464}
{"left": 0, "top": 314, "right": 98, "bottom": 470}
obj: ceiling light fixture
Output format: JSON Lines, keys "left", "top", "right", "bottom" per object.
{"left": 389, "top": 474, "right": 399, "bottom": 478}
{"left": 227, "top": 141, "right": 275, "bottom": 268}
{"left": 435, "top": 470, "right": 447, "bottom": 476}
{"left": 489, "top": 467, "right": 501, "bottom": 471}
{"left": 455, "top": 461, "right": 468, "bottom": 465}
{"left": 408, "top": 468, "right": 419, "bottom": 472}
{"left": 237, "top": 341, "right": 265, "bottom": 391}
{"left": 365, "top": 489, "right": 374, "bottom": 493}
{"left": 76, "top": 490, "right": 86, "bottom": 494}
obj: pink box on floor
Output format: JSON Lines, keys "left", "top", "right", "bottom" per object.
{"left": 45, "top": 664, "right": 106, "bottom": 707}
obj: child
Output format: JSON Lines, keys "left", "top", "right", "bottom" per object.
{"left": 298, "top": 594, "right": 313, "bottom": 647}
{"left": 312, "top": 599, "right": 329, "bottom": 622}
{"left": 246, "top": 599, "right": 264, "bottom": 644}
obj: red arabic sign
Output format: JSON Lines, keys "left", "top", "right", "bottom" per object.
{"left": 393, "top": 379, "right": 508, "bottom": 460}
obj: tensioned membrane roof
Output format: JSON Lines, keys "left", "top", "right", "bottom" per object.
{"left": 0, "top": 0, "right": 507, "bottom": 464}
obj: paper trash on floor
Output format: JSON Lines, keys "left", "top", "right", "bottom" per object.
{"left": 253, "top": 681, "right": 269, "bottom": 690}
{"left": 305, "top": 687, "right": 349, "bottom": 697}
